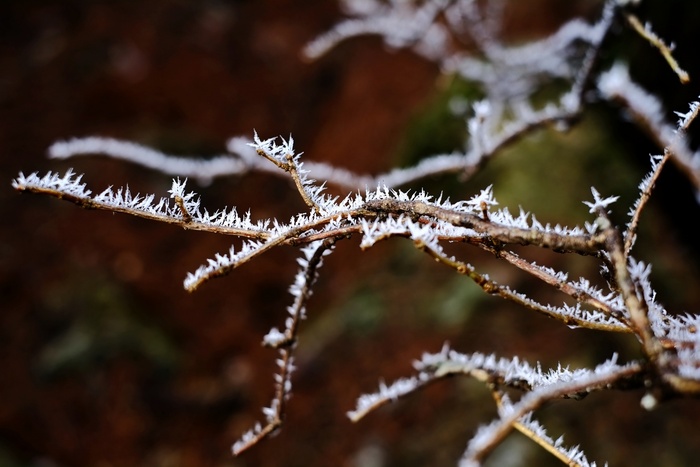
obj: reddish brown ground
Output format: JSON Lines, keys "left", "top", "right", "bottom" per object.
{"left": 3, "top": 1, "right": 700, "bottom": 466}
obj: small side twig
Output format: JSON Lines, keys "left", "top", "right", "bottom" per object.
{"left": 232, "top": 239, "right": 335, "bottom": 455}
{"left": 491, "top": 391, "right": 584, "bottom": 467}
{"left": 625, "top": 13, "right": 690, "bottom": 84}
{"left": 254, "top": 142, "right": 323, "bottom": 215}
{"left": 174, "top": 195, "right": 192, "bottom": 223}
{"left": 462, "top": 361, "right": 644, "bottom": 465}
{"left": 598, "top": 210, "right": 662, "bottom": 361}
{"left": 416, "top": 239, "right": 628, "bottom": 332}
{"left": 624, "top": 153, "right": 669, "bottom": 255}
{"left": 481, "top": 246, "right": 631, "bottom": 329}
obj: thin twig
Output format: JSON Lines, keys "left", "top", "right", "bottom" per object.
{"left": 626, "top": 13, "right": 690, "bottom": 84}
{"left": 598, "top": 211, "right": 662, "bottom": 360}
{"left": 255, "top": 147, "right": 322, "bottom": 214}
{"left": 463, "top": 362, "right": 643, "bottom": 465}
{"left": 491, "top": 391, "right": 583, "bottom": 467}
{"left": 14, "top": 182, "right": 270, "bottom": 240}
{"left": 232, "top": 239, "right": 335, "bottom": 455}
{"left": 415, "top": 239, "right": 627, "bottom": 332}
{"left": 174, "top": 195, "right": 192, "bottom": 223}
{"left": 481, "top": 246, "right": 631, "bottom": 329}
{"left": 624, "top": 153, "right": 669, "bottom": 255}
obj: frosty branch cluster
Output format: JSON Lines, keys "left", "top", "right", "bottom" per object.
{"left": 13, "top": 0, "right": 700, "bottom": 465}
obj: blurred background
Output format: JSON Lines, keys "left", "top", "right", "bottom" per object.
{"left": 3, "top": 1, "right": 700, "bottom": 466}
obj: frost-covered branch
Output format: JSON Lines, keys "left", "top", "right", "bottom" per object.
{"left": 11, "top": 170, "right": 270, "bottom": 240}
{"left": 12, "top": 1, "right": 700, "bottom": 466}
{"left": 461, "top": 357, "right": 643, "bottom": 466}
{"left": 42, "top": 0, "right": 623, "bottom": 192}
{"left": 625, "top": 98, "right": 700, "bottom": 254}
{"left": 232, "top": 239, "right": 334, "bottom": 455}
{"left": 492, "top": 392, "right": 599, "bottom": 467}
{"left": 625, "top": 12, "right": 690, "bottom": 84}
{"left": 598, "top": 64, "right": 700, "bottom": 192}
